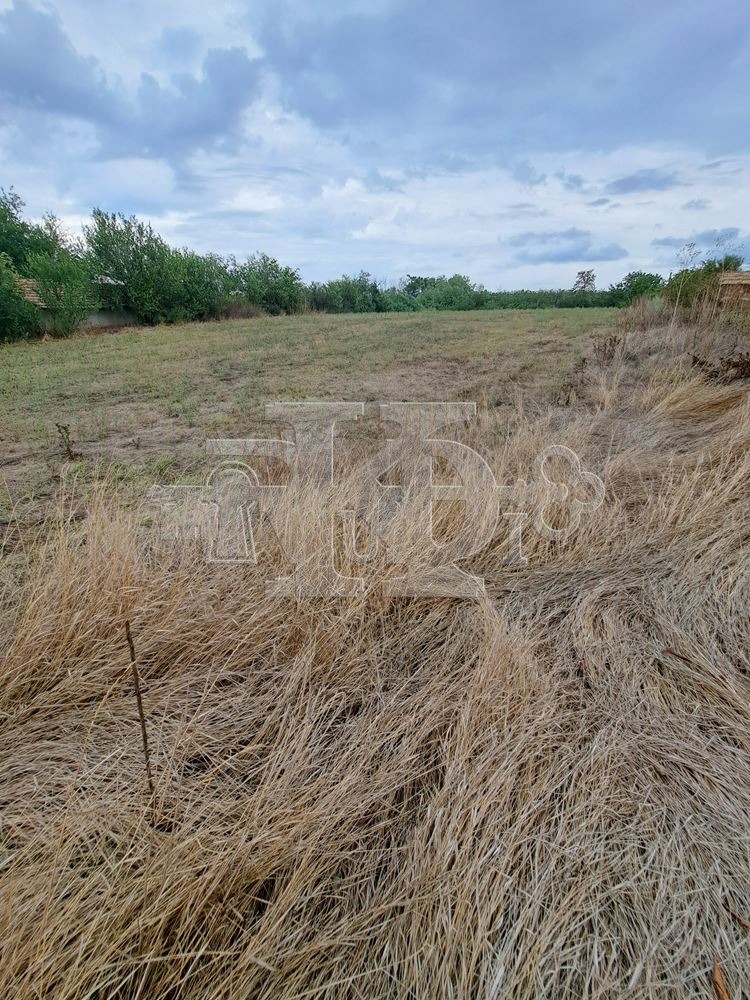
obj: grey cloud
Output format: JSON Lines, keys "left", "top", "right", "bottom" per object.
{"left": 651, "top": 236, "right": 685, "bottom": 248}
{"left": 508, "top": 228, "right": 628, "bottom": 264}
{"left": 0, "top": 0, "right": 122, "bottom": 124}
{"left": 0, "top": 1, "right": 262, "bottom": 161}
{"left": 258, "top": 0, "right": 750, "bottom": 161}
{"left": 128, "top": 48, "right": 261, "bottom": 157}
{"left": 651, "top": 227, "right": 745, "bottom": 251}
{"left": 511, "top": 161, "right": 547, "bottom": 186}
{"left": 692, "top": 228, "right": 742, "bottom": 245}
{"left": 605, "top": 169, "right": 682, "bottom": 195}
{"left": 556, "top": 171, "right": 586, "bottom": 191}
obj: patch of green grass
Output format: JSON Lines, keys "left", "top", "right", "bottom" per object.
{"left": 0, "top": 309, "right": 616, "bottom": 509}
{"left": 147, "top": 454, "right": 176, "bottom": 480}
{"left": 0, "top": 309, "right": 613, "bottom": 436}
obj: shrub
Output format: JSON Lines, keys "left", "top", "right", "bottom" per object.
{"left": 304, "top": 281, "right": 330, "bottom": 312}
{"left": 84, "top": 210, "right": 237, "bottom": 324}
{"left": 663, "top": 255, "right": 744, "bottom": 311}
{"left": 417, "top": 274, "right": 483, "bottom": 310}
{"left": 0, "top": 252, "right": 39, "bottom": 341}
{"left": 379, "top": 288, "right": 421, "bottom": 312}
{"left": 609, "top": 271, "right": 664, "bottom": 306}
{"left": 482, "top": 288, "right": 619, "bottom": 309}
{"left": 305, "top": 276, "right": 621, "bottom": 314}
{"left": 168, "top": 251, "right": 232, "bottom": 322}
{"left": 222, "top": 298, "right": 264, "bottom": 320}
{"left": 26, "top": 250, "right": 98, "bottom": 336}
{"left": 84, "top": 210, "right": 180, "bottom": 324}
{"left": 306, "top": 272, "right": 384, "bottom": 313}
{"left": 6, "top": 187, "right": 747, "bottom": 328}
{"left": 0, "top": 189, "right": 62, "bottom": 273}
{"left": 231, "top": 253, "right": 303, "bottom": 315}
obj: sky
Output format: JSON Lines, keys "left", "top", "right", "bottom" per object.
{"left": 0, "top": 0, "right": 748, "bottom": 289}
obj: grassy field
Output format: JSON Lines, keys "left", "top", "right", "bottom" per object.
{"left": 2, "top": 307, "right": 750, "bottom": 998}
{"left": 0, "top": 308, "right": 611, "bottom": 523}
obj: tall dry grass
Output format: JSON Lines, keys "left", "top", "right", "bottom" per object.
{"left": 1, "top": 322, "right": 749, "bottom": 998}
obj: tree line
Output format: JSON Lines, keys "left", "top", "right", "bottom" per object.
{"left": 0, "top": 189, "right": 743, "bottom": 341}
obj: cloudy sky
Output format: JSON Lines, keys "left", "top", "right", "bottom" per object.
{"left": 0, "top": 0, "right": 748, "bottom": 288}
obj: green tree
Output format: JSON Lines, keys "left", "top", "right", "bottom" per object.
{"left": 303, "top": 271, "right": 381, "bottom": 313}
{"left": 232, "top": 253, "right": 303, "bottom": 314}
{"left": 573, "top": 269, "right": 596, "bottom": 293}
{"left": 172, "top": 251, "right": 232, "bottom": 321}
{"left": 609, "top": 271, "right": 664, "bottom": 306}
{"left": 663, "top": 254, "right": 744, "bottom": 309}
{"left": 0, "top": 252, "right": 40, "bottom": 341}
{"left": 379, "top": 287, "right": 421, "bottom": 312}
{"left": 26, "top": 250, "right": 98, "bottom": 336}
{"left": 0, "top": 189, "right": 62, "bottom": 273}
{"left": 401, "top": 275, "right": 440, "bottom": 298}
{"left": 84, "top": 209, "right": 177, "bottom": 323}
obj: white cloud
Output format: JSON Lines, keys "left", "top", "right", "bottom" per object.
{"left": 227, "top": 184, "right": 286, "bottom": 213}
{"left": 1, "top": 2, "right": 748, "bottom": 287}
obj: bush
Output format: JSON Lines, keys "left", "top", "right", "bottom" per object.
{"left": 417, "top": 275, "right": 482, "bottom": 310}
{"left": 401, "top": 275, "right": 440, "bottom": 298}
{"left": 379, "top": 288, "right": 421, "bottom": 312}
{"left": 663, "top": 255, "right": 744, "bottom": 310}
{"left": 84, "top": 210, "right": 239, "bottom": 324}
{"left": 6, "top": 186, "right": 747, "bottom": 330}
{"left": 222, "top": 298, "right": 264, "bottom": 320}
{"left": 482, "top": 288, "right": 619, "bottom": 309}
{"left": 84, "top": 210, "right": 172, "bottom": 323}
{"left": 168, "top": 251, "right": 232, "bottom": 322}
{"left": 399, "top": 274, "right": 487, "bottom": 310}
{"left": 304, "top": 274, "right": 622, "bottom": 314}
{"left": 231, "top": 253, "right": 303, "bottom": 315}
{"left": 0, "top": 189, "right": 61, "bottom": 273}
{"left": 609, "top": 271, "right": 664, "bottom": 306}
{"left": 306, "top": 272, "right": 384, "bottom": 313}
{"left": 26, "top": 251, "right": 98, "bottom": 336}
{"left": 0, "top": 252, "right": 39, "bottom": 341}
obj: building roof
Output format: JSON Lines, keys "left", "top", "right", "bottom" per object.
{"left": 719, "top": 271, "right": 750, "bottom": 286}
{"left": 14, "top": 274, "right": 124, "bottom": 310}
{"left": 15, "top": 277, "right": 45, "bottom": 308}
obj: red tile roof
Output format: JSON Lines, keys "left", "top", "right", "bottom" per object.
{"left": 15, "top": 277, "right": 45, "bottom": 308}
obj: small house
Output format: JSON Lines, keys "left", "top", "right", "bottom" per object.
{"left": 719, "top": 272, "right": 750, "bottom": 310}
{"left": 15, "top": 276, "right": 137, "bottom": 330}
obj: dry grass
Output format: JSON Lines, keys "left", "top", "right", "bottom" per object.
{"left": 1, "top": 319, "right": 750, "bottom": 998}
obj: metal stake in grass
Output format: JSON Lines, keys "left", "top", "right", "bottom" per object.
{"left": 124, "top": 620, "right": 156, "bottom": 826}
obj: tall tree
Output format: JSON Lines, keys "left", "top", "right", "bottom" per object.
{"left": 573, "top": 269, "right": 596, "bottom": 292}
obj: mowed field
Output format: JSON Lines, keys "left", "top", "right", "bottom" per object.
{"left": 0, "top": 308, "right": 608, "bottom": 510}
{"left": 2, "top": 307, "right": 750, "bottom": 998}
